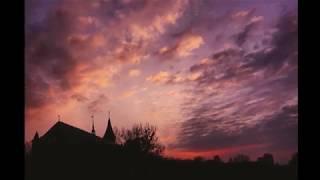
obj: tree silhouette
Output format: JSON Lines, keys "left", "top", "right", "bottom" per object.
{"left": 257, "top": 153, "right": 274, "bottom": 165}
{"left": 120, "top": 123, "right": 165, "bottom": 156}
{"left": 213, "top": 155, "right": 223, "bottom": 163}
{"left": 113, "top": 127, "right": 123, "bottom": 144}
{"left": 229, "top": 154, "right": 250, "bottom": 163}
{"left": 194, "top": 156, "right": 205, "bottom": 162}
{"left": 288, "top": 152, "right": 298, "bottom": 166}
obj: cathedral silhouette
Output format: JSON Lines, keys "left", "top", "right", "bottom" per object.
{"left": 32, "top": 114, "right": 116, "bottom": 148}
{"left": 28, "top": 114, "right": 122, "bottom": 180}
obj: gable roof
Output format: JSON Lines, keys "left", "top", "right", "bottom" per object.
{"left": 39, "top": 121, "right": 102, "bottom": 144}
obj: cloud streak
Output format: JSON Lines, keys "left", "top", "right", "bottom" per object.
{"left": 172, "top": 10, "right": 298, "bottom": 160}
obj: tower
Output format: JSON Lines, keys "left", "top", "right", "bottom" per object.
{"left": 32, "top": 131, "right": 40, "bottom": 151}
{"left": 91, "top": 115, "right": 96, "bottom": 135}
{"left": 32, "top": 131, "right": 40, "bottom": 143}
{"left": 103, "top": 111, "right": 116, "bottom": 143}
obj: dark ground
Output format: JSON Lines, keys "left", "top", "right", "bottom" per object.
{"left": 25, "top": 144, "right": 297, "bottom": 180}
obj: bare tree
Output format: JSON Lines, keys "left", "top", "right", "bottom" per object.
{"left": 113, "top": 127, "right": 124, "bottom": 145}
{"left": 120, "top": 123, "right": 165, "bottom": 155}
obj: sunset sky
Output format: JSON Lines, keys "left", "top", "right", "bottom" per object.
{"left": 25, "top": 0, "right": 297, "bottom": 163}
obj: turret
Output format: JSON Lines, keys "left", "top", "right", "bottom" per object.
{"left": 103, "top": 112, "right": 116, "bottom": 143}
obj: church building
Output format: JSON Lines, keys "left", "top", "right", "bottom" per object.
{"left": 31, "top": 113, "right": 117, "bottom": 150}
{"left": 28, "top": 113, "right": 122, "bottom": 180}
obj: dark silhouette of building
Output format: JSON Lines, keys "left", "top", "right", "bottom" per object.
{"left": 32, "top": 114, "right": 116, "bottom": 148}
{"left": 28, "top": 115, "right": 120, "bottom": 180}
{"left": 103, "top": 112, "right": 116, "bottom": 143}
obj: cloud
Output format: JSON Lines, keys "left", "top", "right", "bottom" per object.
{"left": 175, "top": 33, "right": 204, "bottom": 57}
{"left": 78, "top": 16, "right": 100, "bottom": 27}
{"left": 232, "top": 10, "right": 252, "bottom": 18}
{"left": 26, "top": 5, "right": 79, "bottom": 109}
{"left": 154, "top": 6, "right": 265, "bottom": 62}
{"left": 146, "top": 70, "right": 201, "bottom": 85}
{"left": 234, "top": 19, "right": 260, "bottom": 46}
{"left": 121, "top": 90, "right": 137, "bottom": 98}
{"left": 172, "top": 10, "right": 298, "bottom": 157}
{"left": 25, "top": 0, "right": 189, "bottom": 114}
{"left": 128, "top": 69, "right": 141, "bottom": 77}
{"left": 174, "top": 104, "right": 297, "bottom": 154}
{"left": 71, "top": 94, "right": 88, "bottom": 102}
{"left": 158, "top": 33, "right": 204, "bottom": 59}
{"left": 123, "top": 0, "right": 187, "bottom": 41}
{"left": 146, "top": 71, "right": 172, "bottom": 84}
{"left": 87, "top": 94, "right": 109, "bottom": 113}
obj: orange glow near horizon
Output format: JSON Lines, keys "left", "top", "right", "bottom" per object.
{"left": 164, "top": 143, "right": 269, "bottom": 160}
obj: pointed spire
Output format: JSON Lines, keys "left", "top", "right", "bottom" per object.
{"left": 103, "top": 111, "right": 116, "bottom": 143}
{"left": 32, "top": 131, "right": 39, "bottom": 143}
{"left": 32, "top": 131, "right": 40, "bottom": 150}
{"left": 91, "top": 114, "right": 96, "bottom": 135}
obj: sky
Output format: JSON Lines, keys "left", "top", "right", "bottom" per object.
{"left": 25, "top": 0, "right": 297, "bottom": 163}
